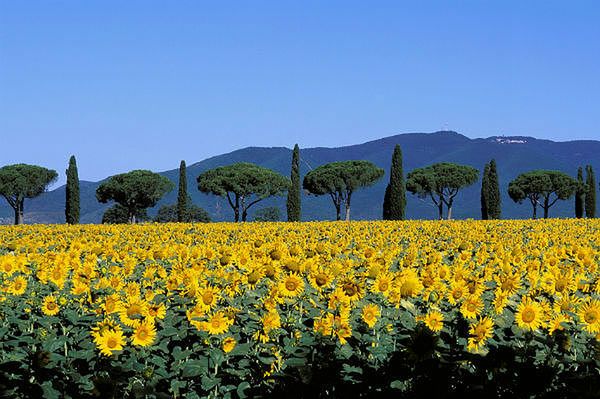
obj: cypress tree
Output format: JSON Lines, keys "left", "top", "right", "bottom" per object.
{"left": 382, "top": 145, "right": 406, "bottom": 220}
{"left": 575, "top": 166, "right": 585, "bottom": 218}
{"left": 286, "top": 144, "right": 301, "bottom": 221}
{"left": 382, "top": 185, "right": 391, "bottom": 220}
{"left": 65, "top": 155, "right": 80, "bottom": 224}
{"left": 481, "top": 162, "right": 490, "bottom": 220}
{"left": 585, "top": 165, "right": 596, "bottom": 218}
{"left": 487, "top": 159, "right": 501, "bottom": 219}
{"left": 177, "top": 160, "right": 188, "bottom": 222}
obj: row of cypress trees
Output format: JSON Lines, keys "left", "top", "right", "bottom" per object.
{"left": 64, "top": 147, "right": 598, "bottom": 224}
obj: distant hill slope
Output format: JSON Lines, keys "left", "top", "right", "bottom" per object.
{"left": 1, "top": 131, "right": 599, "bottom": 224}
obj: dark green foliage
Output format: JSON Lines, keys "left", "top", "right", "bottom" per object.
{"left": 177, "top": 160, "right": 188, "bottom": 222}
{"left": 96, "top": 170, "right": 174, "bottom": 223}
{"left": 303, "top": 160, "right": 384, "bottom": 221}
{"left": 508, "top": 170, "right": 577, "bottom": 219}
{"left": 585, "top": 165, "right": 596, "bottom": 218}
{"left": 286, "top": 144, "right": 301, "bottom": 222}
{"left": 253, "top": 206, "right": 281, "bottom": 222}
{"left": 155, "top": 202, "right": 210, "bottom": 223}
{"left": 481, "top": 162, "right": 490, "bottom": 220}
{"left": 382, "top": 145, "right": 406, "bottom": 220}
{"left": 575, "top": 167, "right": 585, "bottom": 218}
{"left": 0, "top": 164, "right": 58, "bottom": 224}
{"left": 487, "top": 159, "right": 501, "bottom": 219}
{"left": 102, "top": 204, "right": 148, "bottom": 224}
{"left": 197, "top": 162, "right": 289, "bottom": 222}
{"left": 65, "top": 155, "right": 80, "bottom": 224}
{"left": 481, "top": 160, "right": 501, "bottom": 220}
{"left": 406, "top": 162, "right": 479, "bottom": 220}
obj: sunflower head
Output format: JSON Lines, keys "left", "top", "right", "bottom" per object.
{"left": 42, "top": 295, "right": 60, "bottom": 316}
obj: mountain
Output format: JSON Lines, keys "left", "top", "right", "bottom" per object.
{"left": 1, "top": 131, "right": 599, "bottom": 224}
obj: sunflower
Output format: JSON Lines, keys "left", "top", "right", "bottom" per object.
{"left": 371, "top": 272, "right": 394, "bottom": 297}
{"left": 91, "top": 318, "right": 119, "bottom": 343}
{"left": 578, "top": 298, "right": 600, "bottom": 334}
{"left": 131, "top": 320, "right": 157, "bottom": 347}
{"left": 548, "top": 313, "right": 569, "bottom": 335}
{"left": 147, "top": 302, "right": 167, "bottom": 320}
{"left": 553, "top": 294, "right": 580, "bottom": 314}
{"left": 460, "top": 295, "right": 484, "bottom": 320}
{"left": 340, "top": 278, "right": 363, "bottom": 302}
{"left": 308, "top": 269, "right": 333, "bottom": 291}
{"left": 515, "top": 296, "right": 545, "bottom": 331}
{"left": 8, "top": 275, "right": 27, "bottom": 296}
{"left": 102, "top": 294, "right": 120, "bottom": 315}
{"left": 361, "top": 304, "right": 380, "bottom": 328}
{"left": 0, "top": 256, "right": 15, "bottom": 275}
{"left": 261, "top": 310, "right": 281, "bottom": 334}
{"left": 314, "top": 313, "right": 334, "bottom": 336}
{"left": 203, "top": 312, "right": 232, "bottom": 335}
{"left": 279, "top": 274, "right": 304, "bottom": 297}
{"left": 423, "top": 310, "right": 444, "bottom": 332}
{"left": 335, "top": 323, "right": 352, "bottom": 345}
{"left": 48, "top": 266, "right": 68, "bottom": 289}
{"left": 41, "top": 295, "right": 60, "bottom": 316}
{"left": 70, "top": 277, "right": 90, "bottom": 296}
{"left": 398, "top": 269, "right": 423, "bottom": 298}
{"left": 492, "top": 289, "right": 510, "bottom": 314}
{"left": 328, "top": 287, "right": 351, "bottom": 309}
{"left": 245, "top": 266, "right": 265, "bottom": 289}
{"left": 197, "top": 286, "right": 220, "bottom": 310}
{"left": 467, "top": 316, "right": 494, "bottom": 352}
{"left": 447, "top": 281, "right": 467, "bottom": 305}
{"left": 495, "top": 272, "right": 521, "bottom": 295}
{"left": 222, "top": 337, "right": 237, "bottom": 353}
{"left": 552, "top": 270, "right": 577, "bottom": 295}
{"left": 118, "top": 297, "right": 148, "bottom": 327}
{"left": 97, "top": 329, "right": 126, "bottom": 356}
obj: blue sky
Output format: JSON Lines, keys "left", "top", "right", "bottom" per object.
{"left": 1, "top": 1, "right": 599, "bottom": 186}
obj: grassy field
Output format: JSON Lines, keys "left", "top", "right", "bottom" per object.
{"left": 1, "top": 220, "right": 600, "bottom": 398}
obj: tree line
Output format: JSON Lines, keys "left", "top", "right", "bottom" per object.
{"left": 0, "top": 145, "right": 597, "bottom": 224}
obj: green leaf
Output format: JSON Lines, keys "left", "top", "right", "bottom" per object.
{"left": 170, "top": 379, "right": 187, "bottom": 395}
{"left": 40, "top": 381, "right": 60, "bottom": 399}
{"left": 181, "top": 359, "right": 209, "bottom": 378}
{"left": 285, "top": 357, "right": 306, "bottom": 367}
{"left": 237, "top": 381, "right": 251, "bottom": 398}
{"left": 201, "top": 375, "right": 221, "bottom": 390}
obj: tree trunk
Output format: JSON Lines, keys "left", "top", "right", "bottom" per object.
{"left": 543, "top": 197, "right": 550, "bottom": 219}
{"left": 532, "top": 204, "right": 537, "bottom": 219}
{"left": 335, "top": 202, "right": 341, "bottom": 221}
{"left": 130, "top": 213, "right": 136, "bottom": 224}
{"left": 345, "top": 191, "right": 352, "bottom": 221}
{"left": 242, "top": 209, "right": 248, "bottom": 222}
{"left": 14, "top": 201, "right": 24, "bottom": 225}
{"left": 447, "top": 204, "right": 452, "bottom": 220}
{"left": 438, "top": 201, "right": 444, "bottom": 220}
{"left": 234, "top": 195, "right": 240, "bottom": 222}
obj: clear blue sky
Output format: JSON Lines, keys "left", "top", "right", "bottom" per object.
{"left": 1, "top": 1, "right": 599, "bottom": 186}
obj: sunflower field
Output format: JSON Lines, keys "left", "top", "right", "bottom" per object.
{"left": 1, "top": 220, "right": 600, "bottom": 398}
